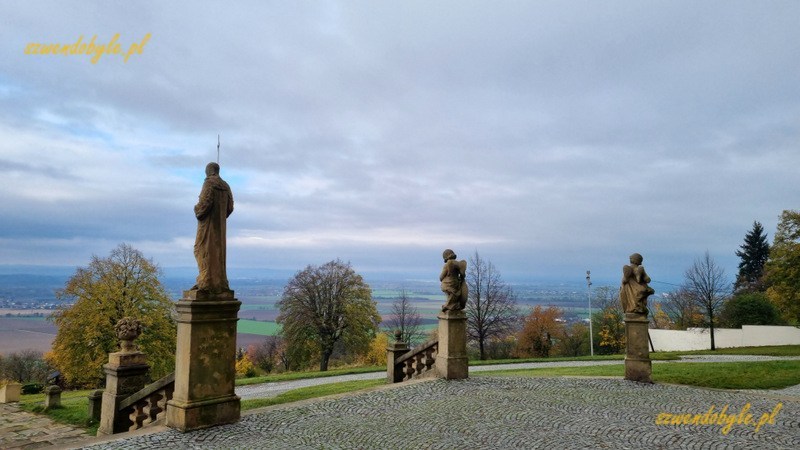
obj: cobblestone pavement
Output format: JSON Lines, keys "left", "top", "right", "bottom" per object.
{"left": 0, "top": 402, "right": 90, "bottom": 449}
{"left": 79, "top": 376, "right": 800, "bottom": 450}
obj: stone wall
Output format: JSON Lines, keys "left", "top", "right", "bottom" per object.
{"left": 649, "top": 325, "right": 800, "bottom": 351}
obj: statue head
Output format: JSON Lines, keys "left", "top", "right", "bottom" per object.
{"left": 629, "top": 253, "right": 643, "bottom": 265}
{"left": 205, "top": 162, "right": 220, "bottom": 177}
{"left": 442, "top": 249, "right": 456, "bottom": 262}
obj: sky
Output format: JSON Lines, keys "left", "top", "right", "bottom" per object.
{"left": 0, "top": 1, "right": 798, "bottom": 286}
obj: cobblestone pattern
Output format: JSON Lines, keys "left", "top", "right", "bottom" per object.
{"left": 82, "top": 376, "right": 800, "bottom": 450}
{"left": 0, "top": 403, "right": 91, "bottom": 449}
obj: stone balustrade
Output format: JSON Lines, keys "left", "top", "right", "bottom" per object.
{"left": 391, "top": 339, "right": 439, "bottom": 382}
{"left": 118, "top": 372, "right": 175, "bottom": 432}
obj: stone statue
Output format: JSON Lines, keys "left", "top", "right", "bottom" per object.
{"left": 440, "top": 249, "right": 468, "bottom": 311}
{"left": 191, "top": 162, "right": 234, "bottom": 293}
{"left": 619, "top": 253, "right": 655, "bottom": 315}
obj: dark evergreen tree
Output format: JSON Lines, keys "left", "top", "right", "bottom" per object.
{"left": 734, "top": 221, "right": 770, "bottom": 292}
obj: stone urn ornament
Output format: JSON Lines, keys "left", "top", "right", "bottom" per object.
{"left": 115, "top": 317, "right": 142, "bottom": 352}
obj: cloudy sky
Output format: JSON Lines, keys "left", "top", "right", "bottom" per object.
{"left": 1, "top": 1, "right": 798, "bottom": 285}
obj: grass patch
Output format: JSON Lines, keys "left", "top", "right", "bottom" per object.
{"left": 666, "top": 345, "right": 800, "bottom": 357}
{"left": 19, "top": 389, "right": 98, "bottom": 436}
{"left": 478, "top": 360, "right": 800, "bottom": 390}
{"left": 241, "top": 379, "right": 385, "bottom": 411}
{"left": 236, "top": 365, "right": 384, "bottom": 386}
{"left": 470, "top": 354, "right": 626, "bottom": 365}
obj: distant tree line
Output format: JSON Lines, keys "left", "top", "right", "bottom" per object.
{"left": 42, "top": 208, "right": 800, "bottom": 385}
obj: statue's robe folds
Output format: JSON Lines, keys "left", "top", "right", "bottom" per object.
{"left": 193, "top": 175, "right": 234, "bottom": 293}
{"left": 619, "top": 264, "right": 653, "bottom": 314}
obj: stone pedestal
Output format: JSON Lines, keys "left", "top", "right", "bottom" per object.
{"left": 386, "top": 336, "right": 409, "bottom": 383}
{"left": 87, "top": 389, "right": 104, "bottom": 422}
{"left": 0, "top": 382, "right": 21, "bottom": 403}
{"left": 97, "top": 351, "right": 150, "bottom": 435}
{"left": 44, "top": 385, "right": 62, "bottom": 409}
{"left": 624, "top": 313, "right": 652, "bottom": 383}
{"left": 166, "top": 289, "right": 241, "bottom": 432}
{"left": 436, "top": 310, "right": 468, "bottom": 380}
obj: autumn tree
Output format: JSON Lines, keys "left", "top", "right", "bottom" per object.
{"left": 593, "top": 308, "right": 625, "bottom": 354}
{"left": 276, "top": 260, "right": 380, "bottom": 371}
{"left": 660, "top": 289, "right": 704, "bottom": 329}
{"left": 682, "top": 251, "right": 731, "bottom": 350}
{"left": 248, "top": 336, "right": 281, "bottom": 374}
{"left": 649, "top": 302, "right": 673, "bottom": 329}
{"left": 590, "top": 286, "right": 625, "bottom": 355}
{"left": 383, "top": 289, "right": 424, "bottom": 346}
{"left": 49, "top": 244, "right": 176, "bottom": 387}
{"left": 764, "top": 210, "right": 800, "bottom": 325}
{"left": 515, "top": 306, "right": 563, "bottom": 358}
{"left": 465, "top": 252, "right": 519, "bottom": 360}
{"left": 734, "top": 221, "right": 770, "bottom": 292}
{"left": 555, "top": 322, "right": 591, "bottom": 357}
{"left": 0, "top": 350, "right": 51, "bottom": 384}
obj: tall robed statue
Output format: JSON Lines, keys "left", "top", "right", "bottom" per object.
{"left": 619, "top": 252, "right": 654, "bottom": 316}
{"left": 191, "top": 162, "right": 234, "bottom": 293}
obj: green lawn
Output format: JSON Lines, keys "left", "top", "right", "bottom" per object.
{"left": 19, "top": 389, "right": 98, "bottom": 436}
{"left": 477, "top": 360, "right": 800, "bottom": 390}
{"left": 236, "top": 365, "right": 384, "bottom": 386}
{"left": 663, "top": 345, "right": 800, "bottom": 357}
{"left": 241, "top": 379, "right": 386, "bottom": 411}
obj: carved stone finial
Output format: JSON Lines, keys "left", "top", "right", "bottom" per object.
{"left": 115, "top": 317, "right": 142, "bottom": 352}
{"left": 394, "top": 329, "right": 403, "bottom": 343}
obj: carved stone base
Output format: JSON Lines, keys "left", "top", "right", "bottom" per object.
{"left": 624, "top": 313, "right": 652, "bottom": 383}
{"left": 97, "top": 352, "right": 150, "bottom": 436}
{"left": 386, "top": 339, "right": 409, "bottom": 383}
{"left": 436, "top": 310, "right": 468, "bottom": 380}
{"left": 166, "top": 290, "right": 241, "bottom": 432}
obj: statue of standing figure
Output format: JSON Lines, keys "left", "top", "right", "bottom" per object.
{"left": 191, "top": 162, "right": 234, "bottom": 293}
{"left": 440, "top": 249, "right": 468, "bottom": 312}
{"left": 619, "top": 253, "right": 655, "bottom": 316}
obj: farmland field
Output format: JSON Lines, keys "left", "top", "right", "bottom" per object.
{"left": 237, "top": 319, "right": 281, "bottom": 336}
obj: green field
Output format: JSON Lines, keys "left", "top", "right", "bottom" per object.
{"left": 237, "top": 319, "right": 281, "bottom": 335}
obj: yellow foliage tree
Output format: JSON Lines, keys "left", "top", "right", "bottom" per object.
{"left": 359, "top": 332, "right": 388, "bottom": 366}
{"left": 49, "top": 244, "right": 176, "bottom": 387}
{"left": 235, "top": 353, "right": 256, "bottom": 378}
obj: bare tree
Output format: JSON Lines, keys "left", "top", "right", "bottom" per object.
{"left": 660, "top": 289, "right": 704, "bottom": 330}
{"left": 0, "top": 350, "right": 51, "bottom": 384}
{"left": 466, "top": 251, "right": 518, "bottom": 360}
{"left": 383, "top": 289, "right": 424, "bottom": 346}
{"left": 682, "top": 251, "right": 731, "bottom": 350}
{"left": 592, "top": 286, "right": 621, "bottom": 312}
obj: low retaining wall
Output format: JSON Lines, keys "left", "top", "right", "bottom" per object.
{"left": 649, "top": 325, "right": 800, "bottom": 351}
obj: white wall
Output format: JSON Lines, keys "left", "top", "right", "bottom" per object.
{"left": 649, "top": 325, "right": 800, "bottom": 352}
